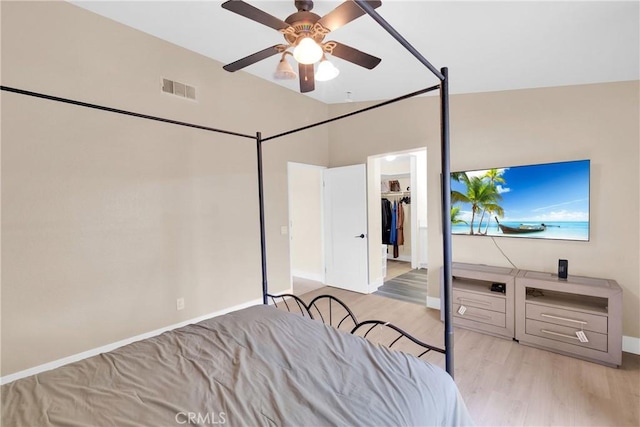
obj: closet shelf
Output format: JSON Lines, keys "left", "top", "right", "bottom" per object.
{"left": 382, "top": 191, "right": 410, "bottom": 196}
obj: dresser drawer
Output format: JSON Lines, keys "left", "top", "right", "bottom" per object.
{"left": 453, "top": 289, "right": 506, "bottom": 313}
{"left": 525, "top": 319, "right": 607, "bottom": 352}
{"left": 525, "top": 303, "right": 607, "bottom": 334}
{"left": 454, "top": 304, "right": 506, "bottom": 328}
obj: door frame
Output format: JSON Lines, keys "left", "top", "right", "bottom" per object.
{"left": 367, "top": 148, "right": 428, "bottom": 287}
{"left": 287, "top": 162, "right": 326, "bottom": 292}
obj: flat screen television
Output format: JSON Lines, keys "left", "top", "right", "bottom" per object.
{"left": 450, "top": 159, "right": 590, "bottom": 241}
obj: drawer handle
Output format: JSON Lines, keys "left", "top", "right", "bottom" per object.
{"left": 458, "top": 298, "right": 492, "bottom": 307}
{"left": 464, "top": 312, "right": 492, "bottom": 321}
{"left": 540, "top": 329, "right": 580, "bottom": 341}
{"left": 540, "top": 313, "right": 587, "bottom": 325}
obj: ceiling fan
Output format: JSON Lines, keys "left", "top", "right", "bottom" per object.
{"left": 221, "top": 0, "right": 382, "bottom": 93}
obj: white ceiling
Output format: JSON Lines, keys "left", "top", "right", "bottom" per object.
{"left": 71, "top": 0, "right": 639, "bottom": 104}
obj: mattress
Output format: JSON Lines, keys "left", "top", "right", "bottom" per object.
{"left": 2, "top": 304, "right": 472, "bottom": 426}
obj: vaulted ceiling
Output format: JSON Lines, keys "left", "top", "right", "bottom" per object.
{"left": 72, "top": 1, "right": 639, "bottom": 104}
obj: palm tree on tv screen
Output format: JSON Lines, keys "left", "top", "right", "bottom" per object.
{"left": 481, "top": 203, "right": 504, "bottom": 234}
{"left": 451, "top": 172, "right": 503, "bottom": 235}
{"left": 476, "top": 169, "right": 506, "bottom": 233}
{"left": 450, "top": 206, "right": 468, "bottom": 226}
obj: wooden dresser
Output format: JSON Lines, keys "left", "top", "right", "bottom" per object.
{"left": 515, "top": 269, "right": 622, "bottom": 367}
{"left": 441, "top": 263, "right": 518, "bottom": 340}
{"left": 440, "top": 263, "right": 623, "bottom": 367}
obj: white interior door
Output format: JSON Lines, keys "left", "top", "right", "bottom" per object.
{"left": 324, "top": 164, "right": 369, "bottom": 294}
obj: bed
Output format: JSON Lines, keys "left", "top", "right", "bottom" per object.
{"left": 2, "top": 304, "right": 471, "bottom": 426}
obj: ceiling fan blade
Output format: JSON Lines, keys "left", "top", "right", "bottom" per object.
{"left": 223, "top": 45, "right": 282, "bottom": 72}
{"left": 329, "top": 41, "right": 381, "bottom": 69}
{"left": 299, "top": 63, "right": 315, "bottom": 93}
{"left": 221, "top": 0, "right": 291, "bottom": 31}
{"left": 317, "top": 0, "right": 382, "bottom": 32}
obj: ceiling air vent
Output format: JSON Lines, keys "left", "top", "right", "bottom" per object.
{"left": 161, "top": 78, "right": 197, "bottom": 101}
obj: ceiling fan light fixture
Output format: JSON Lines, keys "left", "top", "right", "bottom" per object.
{"left": 315, "top": 57, "right": 340, "bottom": 81}
{"left": 293, "top": 37, "right": 323, "bottom": 64}
{"left": 273, "top": 55, "right": 297, "bottom": 80}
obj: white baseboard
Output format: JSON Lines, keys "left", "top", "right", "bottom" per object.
{"left": 623, "top": 336, "right": 640, "bottom": 355}
{"left": 1, "top": 297, "right": 263, "bottom": 385}
{"left": 427, "top": 296, "right": 441, "bottom": 310}
{"left": 369, "top": 278, "right": 384, "bottom": 293}
{"left": 423, "top": 296, "right": 639, "bottom": 355}
{"left": 266, "top": 288, "right": 294, "bottom": 303}
{"left": 291, "top": 270, "right": 324, "bottom": 283}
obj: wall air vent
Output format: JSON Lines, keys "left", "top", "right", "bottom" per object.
{"left": 161, "top": 78, "right": 197, "bottom": 101}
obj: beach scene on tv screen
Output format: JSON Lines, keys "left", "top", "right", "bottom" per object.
{"left": 450, "top": 160, "right": 590, "bottom": 241}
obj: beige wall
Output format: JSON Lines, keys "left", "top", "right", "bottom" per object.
{"left": 328, "top": 81, "right": 640, "bottom": 339}
{"left": 0, "top": 1, "right": 328, "bottom": 375}
{"left": 289, "top": 163, "right": 324, "bottom": 281}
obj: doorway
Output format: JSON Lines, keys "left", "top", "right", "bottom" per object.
{"left": 367, "top": 149, "right": 428, "bottom": 305}
{"left": 287, "top": 154, "right": 427, "bottom": 301}
{"left": 287, "top": 162, "right": 370, "bottom": 297}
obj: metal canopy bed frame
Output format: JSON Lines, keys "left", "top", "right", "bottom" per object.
{"left": 0, "top": 0, "right": 454, "bottom": 376}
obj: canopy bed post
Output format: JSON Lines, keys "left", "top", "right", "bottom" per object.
{"left": 440, "top": 67, "right": 454, "bottom": 377}
{"left": 256, "top": 131, "right": 269, "bottom": 305}
{"left": 353, "top": 0, "right": 454, "bottom": 377}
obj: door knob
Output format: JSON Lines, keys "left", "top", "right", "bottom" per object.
{"left": 354, "top": 234, "right": 366, "bottom": 239}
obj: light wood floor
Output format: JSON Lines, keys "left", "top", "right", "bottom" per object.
{"left": 295, "top": 286, "right": 640, "bottom": 427}
{"left": 292, "top": 259, "right": 413, "bottom": 296}
{"left": 385, "top": 259, "right": 413, "bottom": 280}
{"left": 292, "top": 276, "right": 325, "bottom": 296}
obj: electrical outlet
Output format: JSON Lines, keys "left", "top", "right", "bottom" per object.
{"left": 176, "top": 297, "right": 185, "bottom": 311}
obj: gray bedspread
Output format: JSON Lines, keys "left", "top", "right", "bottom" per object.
{"left": 2, "top": 305, "right": 472, "bottom": 426}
